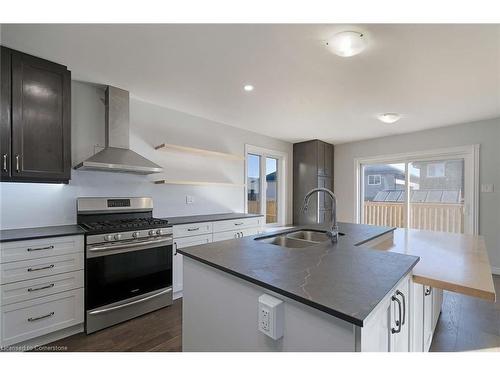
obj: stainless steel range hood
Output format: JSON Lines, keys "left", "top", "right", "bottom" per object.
{"left": 74, "top": 86, "right": 163, "bottom": 175}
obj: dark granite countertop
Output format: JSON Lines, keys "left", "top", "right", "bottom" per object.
{"left": 178, "top": 222, "right": 419, "bottom": 327}
{"left": 163, "top": 213, "right": 264, "bottom": 225}
{"left": 0, "top": 224, "right": 86, "bottom": 243}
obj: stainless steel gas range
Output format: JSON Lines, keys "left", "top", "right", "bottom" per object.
{"left": 77, "top": 197, "right": 173, "bottom": 334}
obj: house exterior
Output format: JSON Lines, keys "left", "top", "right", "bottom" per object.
{"left": 363, "top": 164, "right": 405, "bottom": 201}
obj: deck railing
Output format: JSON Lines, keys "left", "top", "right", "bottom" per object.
{"left": 248, "top": 200, "right": 277, "bottom": 223}
{"left": 363, "top": 201, "right": 464, "bottom": 233}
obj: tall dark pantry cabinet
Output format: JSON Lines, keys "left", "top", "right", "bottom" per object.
{"left": 293, "top": 140, "right": 335, "bottom": 225}
{"left": 1, "top": 46, "right": 71, "bottom": 183}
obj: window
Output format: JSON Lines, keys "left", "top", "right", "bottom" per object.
{"left": 426, "top": 162, "right": 445, "bottom": 178}
{"left": 367, "top": 175, "right": 381, "bottom": 185}
{"left": 245, "top": 145, "right": 287, "bottom": 226}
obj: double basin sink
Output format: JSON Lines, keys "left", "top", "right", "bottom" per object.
{"left": 255, "top": 229, "right": 345, "bottom": 249}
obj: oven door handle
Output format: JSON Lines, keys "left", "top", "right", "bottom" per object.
{"left": 87, "top": 237, "right": 172, "bottom": 253}
{"left": 88, "top": 288, "right": 172, "bottom": 315}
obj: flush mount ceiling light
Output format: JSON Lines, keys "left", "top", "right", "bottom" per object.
{"left": 378, "top": 113, "right": 401, "bottom": 124}
{"left": 243, "top": 84, "right": 254, "bottom": 92}
{"left": 327, "top": 31, "right": 367, "bottom": 57}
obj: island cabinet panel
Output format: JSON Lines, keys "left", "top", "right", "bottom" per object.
{"left": 360, "top": 274, "right": 411, "bottom": 352}
{"left": 1, "top": 46, "right": 71, "bottom": 183}
{"left": 182, "top": 257, "right": 356, "bottom": 352}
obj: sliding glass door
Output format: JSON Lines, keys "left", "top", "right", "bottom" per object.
{"left": 358, "top": 147, "right": 477, "bottom": 234}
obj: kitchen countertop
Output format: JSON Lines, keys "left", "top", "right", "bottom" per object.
{"left": 0, "top": 224, "right": 86, "bottom": 243}
{"left": 367, "top": 228, "right": 496, "bottom": 301}
{"left": 178, "top": 222, "right": 420, "bottom": 327}
{"left": 163, "top": 212, "right": 263, "bottom": 225}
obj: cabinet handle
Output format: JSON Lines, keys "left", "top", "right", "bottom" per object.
{"left": 187, "top": 227, "right": 200, "bottom": 232}
{"left": 173, "top": 242, "right": 178, "bottom": 255}
{"left": 15, "top": 154, "right": 20, "bottom": 172}
{"left": 27, "top": 264, "right": 54, "bottom": 272}
{"left": 27, "top": 245, "right": 54, "bottom": 252}
{"left": 391, "top": 295, "right": 402, "bottom": 334}
{"left": 396, "top": 290, "right": 406, "bottom": 326}
{"left": 27, "top": 312, "right": 55, "bottom": 322}
{"left": 234, "top": 222, "right": 244, "bottom": 226}
{"left": 28, "top": 283, "right": 55, "bottom": 292}
{"left": 2, "top": 154, "right": 7, "bottom": 172}
{"left": 424, "top": 286, "right": 432, "bottom": 296}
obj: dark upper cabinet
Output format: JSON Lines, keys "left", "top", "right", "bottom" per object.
{"left": 293, "top": 139, "right": 335, "bottom": 225}
{"left": 1, "top": 46, "right": 71, "bottom": 183}
{"left": 0, "top": 47, "right": 11, "bottom": 180}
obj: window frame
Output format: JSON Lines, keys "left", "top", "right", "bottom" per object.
{"left": 244, "top": 144, "right": 287, "bottom": 227}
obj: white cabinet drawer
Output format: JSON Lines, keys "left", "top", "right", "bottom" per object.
{"left": 0, "top": 235, "right": 84, "bottom": 264}
{"left": 0, "top": 253, "right": 84, "bottom": 285}
{"left": 212, "top": 217, "right": 263, "bottom": 233}
{"left": 213, "top": 227, "right": 261, "bottom": 242}
{"left": 1, "top": 288, "right": 84, "bottom": 347}
{"left": 175, "top": 233, "right": 212, "bottom": 250}
{"left": 0, "top": 270, "right": 84, "bottom": 305}
{"left": 173, "top": 222, "right": 213, "bottom": 238}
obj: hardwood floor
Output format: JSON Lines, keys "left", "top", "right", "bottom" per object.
{"left": 41, "top": 298, "right": 182, "bottom": 352}
{"left": 430, "top": 275, "right": 500, "bottom": 352}
{"left": 40, "top": 277, "right": 499, "bottom": 352}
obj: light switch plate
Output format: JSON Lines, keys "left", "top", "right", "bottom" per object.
{"left": 258, "top": 294, "right": 284, "bottom": 340}
{"left": 481, "top": 184, "right": 494, "bottom": 193}
{"left": 186, "top": 195, "right": 195, "bottom": 204}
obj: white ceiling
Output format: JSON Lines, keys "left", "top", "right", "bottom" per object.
{"left": 2, "top": 24, "right": 500, "bottom": 144}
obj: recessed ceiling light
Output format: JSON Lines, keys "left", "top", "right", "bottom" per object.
{"left": 378, "top": 113, "right": 401, "bottom": 124}
{"left": 243, "top": 84, "right": 254, "bottom": 92}
{"left": 327, "top": 31, "right": 367, "bottom": 57}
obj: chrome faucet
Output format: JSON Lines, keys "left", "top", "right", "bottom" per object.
{"left": 302, "top": 187, "right": 339, "bottom": 242}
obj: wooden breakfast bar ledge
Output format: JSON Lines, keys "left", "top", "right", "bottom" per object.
{"left": 367, "top": 228, "right": 496, "bottom": 301}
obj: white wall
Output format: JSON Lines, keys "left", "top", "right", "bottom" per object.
{"left": 0, "top": 81, "right": 293, "bottom": 229}
{"left": 334, "top": 118, "right": 500, "bottom": 271}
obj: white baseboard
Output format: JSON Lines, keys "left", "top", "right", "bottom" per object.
{"left": 173, "top": 291, "right": 183, "bottom": 300}
{"left": 492, "top": 266, "right": 500, "bottom": 275}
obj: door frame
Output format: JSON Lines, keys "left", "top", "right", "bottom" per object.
{"left": 244, "top": 144, "right": 287, "bottom": 227}
{"left": 354, "top": 144, "right": 479, "bottom": 234}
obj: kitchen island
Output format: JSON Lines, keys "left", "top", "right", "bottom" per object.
{"left": 179, "top": 223, "right": 496, "bottom": 352}
{"left": 178, "top": 223, "right": 420, "bottom": 351}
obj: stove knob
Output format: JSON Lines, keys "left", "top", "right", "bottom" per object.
{"left": 156, "top": 229, "right": 163, "bottom": 236}
{"left": 104, "top": 234, "right": 114, "bottom": 242}
{"left": 148, "top": 230, "right": 156, "bottom": 236}
{"left": 132, "top": 232, "right": 140, "bottom": 238}
{"left": 114, "top": 234, "right": 122, "bottom": 241}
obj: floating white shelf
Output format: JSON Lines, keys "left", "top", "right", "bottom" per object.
{"left": 153, "top": 180, "right": 245, "bottom": 187}
{"left": 154, "top": 143, "right": 244, "bottom": 161}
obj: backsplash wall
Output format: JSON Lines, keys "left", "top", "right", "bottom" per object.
{"left": 0, "top": 81, "right": 293, "bottom": 230}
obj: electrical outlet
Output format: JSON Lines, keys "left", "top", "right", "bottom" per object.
{"left": 186, "top": 195, "right": 195, "bottom": 204}
{"left": 481, "top": 184, "right": 494, "bottom": 193}
{"left": 258, "top": 294, "right": 284, "bottom": 340}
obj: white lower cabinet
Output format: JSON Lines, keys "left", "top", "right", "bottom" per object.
{"left": 0, "top": 234, "right": 85, "bottom": 350}
{"left": 411, "top": 284, "right": 443, "bottom": 352}
{"left": 360, "top": 274, "right": 411, "bottom": 352}
{"left": 1, "top": 288, "right": 84, "bottom": 347}
{"left": 173, "top": 233, "right": 212, "bottom": 295}
{"left": 172, "top": 216, "right": 264, "bottom": 298}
